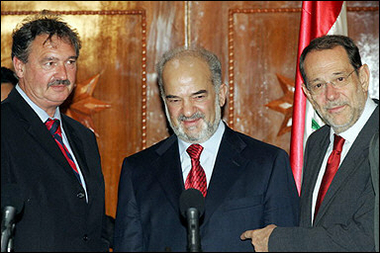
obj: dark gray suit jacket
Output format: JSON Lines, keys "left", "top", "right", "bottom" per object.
{"left": 369, "top": 131, "right": 379, "bottom": 252}
{"left": 269, "top": 105, "right": 379, "bottom": 252}
{"left": 114, "top": 123, "right": 299, "bottom": 252}
{"left": 1, "top": 88, "right": 109, "bottom": 251}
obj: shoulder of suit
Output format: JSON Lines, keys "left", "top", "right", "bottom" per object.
{"left": 308, "top": 125, "right": 330, "bottom": 139}
{"left": 127, "top": 135, "right": 176, "bottom": 159}
{"left": 61, "top": 114, "right": 94, "bottom": 135}
{"left": 226, "top": 127, "right": 287, "bottom": 154}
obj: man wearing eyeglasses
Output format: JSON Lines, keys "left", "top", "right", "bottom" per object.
{"left": 240, "top": 35, "right": 378, "bottom": 251}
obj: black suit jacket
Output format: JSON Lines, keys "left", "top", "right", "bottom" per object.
{"left": 270, "top": 104, "right": 379, "bottom": 251}
{"left": 1, "top": 89, "right": 109, "bottom": 251}
{"left": 114, "top": 123, "right": 299, "bottom": 252}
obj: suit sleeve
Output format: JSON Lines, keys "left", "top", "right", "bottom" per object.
{"left": 263, "top": 149, "right": 300, "bottom": 227}
{"left": 114, "top": 157, "right": 143, "bottom": 252}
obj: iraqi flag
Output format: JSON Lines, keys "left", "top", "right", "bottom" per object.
{"left": 290, "top": 1, "right": 348, "bottom": 195}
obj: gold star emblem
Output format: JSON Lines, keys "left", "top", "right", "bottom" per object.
{"left": 265, "top": 74, "right": 295, "bottom": 136}
{"left": 62, "top": 73, "right": 111, "bottom": 137}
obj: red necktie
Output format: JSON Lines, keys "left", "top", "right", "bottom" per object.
{"left": 315, "top": 134, "right": 345, "bottom": 217}
{"left": 45, "top": 119, "right": 81, "bottom": 183}
{"left": 185, "top": 144, "right": 207, "bottom": 197}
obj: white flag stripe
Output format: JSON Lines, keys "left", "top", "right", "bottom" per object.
{"left": 327, "top": 2, "right": 348, "bottom": 36}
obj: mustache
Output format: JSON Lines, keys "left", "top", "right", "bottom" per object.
{"left": 324, "top": 101, "right": 347, "bottom": 110}
{"left": 178, "top": 112, "right": 205, "bottom": 121}
{"left": 48, "top": 79, "right": 71, "bottom": 86}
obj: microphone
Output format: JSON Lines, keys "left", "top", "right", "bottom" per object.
{"left": 1, "top": 184, "right": 24, "bottom": 252}
{"left": 179, "top": 189, "right": 205, "bottom": 252}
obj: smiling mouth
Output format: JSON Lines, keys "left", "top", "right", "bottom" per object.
{"left": 327, "top": 104, "right": 346, "bottom": 113}
{"left": 183, "top": 118, "right": 200, "bottom": 125}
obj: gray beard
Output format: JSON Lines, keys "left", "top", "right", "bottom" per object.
{"left": 165, "top": 101, "right": 221, "bottom": 143}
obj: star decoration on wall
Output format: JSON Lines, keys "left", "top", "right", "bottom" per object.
{"left": 63, "top": 73, "right": 111, "bottom": 137}
{"left": 265, "top": 74, "right": 295, "bottom": 136}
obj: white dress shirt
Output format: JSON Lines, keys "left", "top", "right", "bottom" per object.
{"left": 179, "top": 120, "right": 225, "bottom": 187}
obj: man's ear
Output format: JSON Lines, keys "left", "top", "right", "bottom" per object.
{"left": 219, "top": 83, "right": 228, "bottom": 107}
{"left": 13, "top": 56, "right": 25, "bottom": 79}
{"left": 301, "top": 83, "right": 312, "bottom": 101}
{"left": 358, "top": 64, "right": 370, "bottom": 93}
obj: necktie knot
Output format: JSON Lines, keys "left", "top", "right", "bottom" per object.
{"left": 45, "top": 118, "right": 61, "bottom": 136}
{"left": 187, "top": 144, "right": 203, "bottom": 160}
{"left": 333, "top": 134, "right": 345, "bottom": 153}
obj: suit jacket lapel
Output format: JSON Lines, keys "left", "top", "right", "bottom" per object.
{"left": 203, "top": 126, "right": 249, "bottom": 223}
{"left": 315, "top": 106, "right": 379, "bottom": 224}
{"left": 62, "top": 118, "right": 90, "bottom": 186}
{"left": 153, "top": 135, "right": 184, "bottom": 214}
{"left": 300, "top": 129, "right": 330, "bottom": 226}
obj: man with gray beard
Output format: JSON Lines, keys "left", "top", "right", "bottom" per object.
{"left": 114, "top": 47, "right": 299, "bottom": 252}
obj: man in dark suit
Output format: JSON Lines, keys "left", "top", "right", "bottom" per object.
{"left": 113, "top": 47, "right": 299, "bottom": 251}
{"left": 241, "top": 35, "right": 378, "bottom": 251}
{"left": 1, "top": 12, "right": 110, "bottom": 251}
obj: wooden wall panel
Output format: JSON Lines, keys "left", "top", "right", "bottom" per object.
{"left": 1, "top": 1, "right": 378, "bottom": 218}
{"left": 347, "top": 3, "right": 379, "bottom": 100}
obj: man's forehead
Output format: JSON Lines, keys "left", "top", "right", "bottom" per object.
{"left": 166, "top": 55, "right": 207, "bottom": 69}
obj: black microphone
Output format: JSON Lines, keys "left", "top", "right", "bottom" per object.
{"left": 179, "top": 188, "right": 205, "bottom": 252}
{"left": 1, "top": 184, "right": 24, "bottom": 252}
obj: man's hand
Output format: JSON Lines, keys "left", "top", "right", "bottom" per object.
{"left": 240, "top": 224, "right": 277, "bottom": 252}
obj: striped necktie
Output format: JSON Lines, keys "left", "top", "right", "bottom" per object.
{"left": 185, "top": 144, "right": 207, "bottom": 197}
{"left": 45, "top": 118, "right": 81, "bottom": 183}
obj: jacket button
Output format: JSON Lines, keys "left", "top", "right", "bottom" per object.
{"left": 83, "top": 234, "right": 88, "bottom": 241}
{"left": 77, "top": 192, "right": 85, "bottom": 199}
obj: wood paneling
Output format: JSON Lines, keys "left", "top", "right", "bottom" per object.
{"left": 1, "top": 1, "right": 378, "bottom": 218}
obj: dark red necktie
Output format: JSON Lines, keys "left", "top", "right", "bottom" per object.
{"left": 45, "top": 119, "right": 81, "bottom": 183}
{"left": 185, "top": 144, "right": 207, "bottom": 197}
{"left": 315, "top": 134, "right": 345, "bottom": 218}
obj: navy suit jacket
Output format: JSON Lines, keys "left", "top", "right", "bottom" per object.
{"left": 1, "top": 89, "right": 109, "bottom": 251}
{"left": 270, "top": 104, "right": 378, "bottom": 251}
{"left": 114, "top": 123, "right": 299, "bottom": 251}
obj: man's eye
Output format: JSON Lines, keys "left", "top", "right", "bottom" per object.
{"left": 313, "top": 83, "right": 323, "bottom": 89}
{"left": 194, "top": 94, "right": 206, "bottom": 100}
{"left": 336, "top": 76, "right": 346, "bottom": 82}
{"left": 66, "top": 60, "right": 77, "bottom": 68}
{"left": 168, "top": 98, "right": 180, "bottom": 103}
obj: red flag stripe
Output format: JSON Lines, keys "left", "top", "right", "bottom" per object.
{"left": 290, "top": 1, "right": 344, "bottom": 195}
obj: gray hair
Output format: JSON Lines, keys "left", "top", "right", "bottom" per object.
{"left": 12, "top": 10, "right": 81, "bottom": 63}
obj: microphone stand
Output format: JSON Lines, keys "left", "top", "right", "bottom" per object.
{"left": 6, "top": 224, "right": 15, "bottom": 252}
{"left": 1, "top": 207, "right": 16, "bottom": 252}
{"left": 186, "top": 207, "right": 202, "bottom": 252}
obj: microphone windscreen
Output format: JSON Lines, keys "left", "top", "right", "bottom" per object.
{"left": 1, "top": 184, "right": 24, "bottom": 214}
{"left": 179, "top": 188, "right": 205, "bottom": 218}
